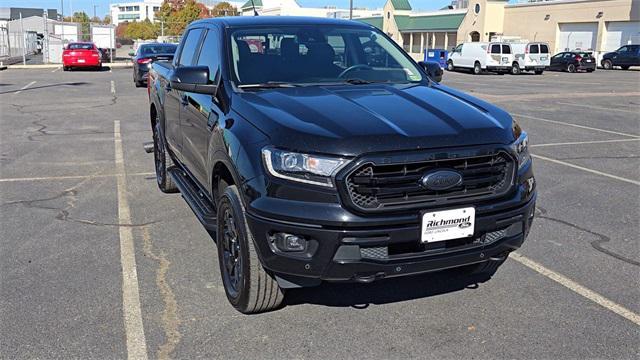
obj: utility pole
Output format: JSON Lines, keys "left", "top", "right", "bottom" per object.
{"left": 93, "top": 4, "right": 99, "bottom": 19}
{"left": 349, "top": 0, "right": 353, "bottom": 20}
{"left": 43, "top": 10, "right": 49, "bottom": 64}
{"left": 20, "top": 12, "right": 26, "bottom": 65}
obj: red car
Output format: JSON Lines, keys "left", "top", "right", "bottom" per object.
{"left": 62, "top": 42, "right": 102, "bottom": 71}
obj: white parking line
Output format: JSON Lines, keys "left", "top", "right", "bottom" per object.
{"left": 555, "top": 101, "right": 640, "bottom": 115}
{"left": 511, "top": 253, "right": 640, "bottom": 326}
{"left": 531, "top": 138, "right": 640, "bottom": 147}
{"left": 114, "top": 120, "right": 149, "bottom": 360}
{"left": 51, "top": 67, "right": 60, "bottom": 73}
{"left": 0, "top": 172, "right": 154, "bottom": 183}
{"left": 531, "top": 154, "right": 640, "bottom": 186}
{"left": 513, "top": 113, "right": 640, "bottom": 138}
{"left": 111, "top": 80, "right": 116, "bottom": 95}
{"left": 14, "top": 81, "right": 36, "bottom": 94}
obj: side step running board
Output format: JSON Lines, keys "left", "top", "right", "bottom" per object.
{"left": 168, "top": 167, "right": 217, "bottom": 231}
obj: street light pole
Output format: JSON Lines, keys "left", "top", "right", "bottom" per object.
{"left": 350, "top": 0, "right": 353, "bottom": 20}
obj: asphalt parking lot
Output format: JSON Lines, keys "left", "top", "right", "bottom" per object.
{"left": 1, "top": 66, "right": 639, "bottom": 359}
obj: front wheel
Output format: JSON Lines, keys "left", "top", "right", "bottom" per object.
{"left": 152, "top": 121, "right": 178, "bottom": 193}
{"left": 602, "top": 59, "right": 613, "bottom": 70}
{"left": 446, "top": 60, "right": 455, "bottom": 72}
{"left": 217, "top": 185, "right": 284, "bottom": 314}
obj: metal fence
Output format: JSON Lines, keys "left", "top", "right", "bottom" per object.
{"left": 0, "top": 26, "right": 39, "bottom": 64}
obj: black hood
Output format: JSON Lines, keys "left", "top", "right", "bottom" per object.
{"left": 234, "top": 83, "right": 515, "bottom": 157}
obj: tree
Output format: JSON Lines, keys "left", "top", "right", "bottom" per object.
{"left": 211, "top": 2, "right": 239, "bottom": 17}
{"left": 124, "top": 19, "right": 158, "bottom": 40}
{"left": 155, "top": 0, "right": 209, "bottom": 36}
{"left": 103, "top": 14, "right": 111, "bottom": 24}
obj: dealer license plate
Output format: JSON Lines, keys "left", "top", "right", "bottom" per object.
{"left": 421, "top": 207, "right": 475, "bottom": 243}
{"left": 77, "top": 59, "right": 85, "bottom": 63}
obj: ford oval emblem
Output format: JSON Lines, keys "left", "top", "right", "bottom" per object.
{"left": 420, "top": 170, "right": 463, "bottom": 191}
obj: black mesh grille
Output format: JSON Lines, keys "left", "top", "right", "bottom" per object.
{"left": 345, "top": 152, "right": 514, "bottom": 212}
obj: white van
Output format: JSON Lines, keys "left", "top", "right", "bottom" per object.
{"left": 447, "top": 42, "right": 513, "bottom": 74}
{"left": 510, "top": 42, "right": 550, "bottom": 75}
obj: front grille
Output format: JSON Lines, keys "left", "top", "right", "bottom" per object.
{"left": 345, "top": 152, "right": 514, "bottom": 212}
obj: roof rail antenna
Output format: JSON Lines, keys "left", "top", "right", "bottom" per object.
{"left": 250, "top": 0, "right": 259, "bottom": 16}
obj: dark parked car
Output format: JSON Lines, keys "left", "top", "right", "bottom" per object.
{"left": 548, "top": 51, "right": 596, "bottom": 72}
{"left": 601, "top": 45, "right": 640, "bottom": 70}
{"left": 148, "top": 17, "right": 536, "bottom": 313}
{"left": 131, "top": 43, "right": 178, "bottom": 87}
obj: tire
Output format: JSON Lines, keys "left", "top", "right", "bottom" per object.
{"left": 586, "top": 69, "right": 594, "bottom": 73}
{"left": 63, "top": 66, "right": 68, "bottom": 71}
{"left": 567, "top": 63, "right": 576, "bottom": 73}
{"left": 135, "top": 79, "right": 144, "bottom": 88}
{"left": 511, "top": 62, "right": 521, "bottom": 75}
{"left": 217, "top": 185, "right": 284, "bottom": 314}
{"left": 152, "top": 120, "right": 178, "bottom": 193}
{"left": 602, "top": 59, "right": 613, "bottom": 70}
{"left": 621, "top": 65, "right": 630, "bottom": 70}
{"left": 446, "top": 60, "right": 455, "bottom": 72}
{"left": 534, "top": 70, "right": 544, "bottom": 75}
{"left": 473, "top": 62, "right": 482, "bottom": 75}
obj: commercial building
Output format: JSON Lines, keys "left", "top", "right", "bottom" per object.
{"left": 109, "top": 0, "right": 164, "bottom": 26}
{"left": 356, "top": 0, "right": 639, "bottom": 61}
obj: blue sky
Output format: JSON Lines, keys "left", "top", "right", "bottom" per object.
{"left": 3, "top": 0, "right": 454, "bottom": 17}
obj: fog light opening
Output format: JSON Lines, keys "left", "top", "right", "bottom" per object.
{"left": 274, "top": 233, "right": 307, "bottom": 252}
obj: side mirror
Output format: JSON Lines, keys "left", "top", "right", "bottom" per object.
{"left": 128, "top": 51, "right": 135, "bottom": 56}
{"left": 169, "top": 65, "right": 219, "bottom": 95}
{"left": 418, "top": 61, "right": 443, "bottom": 83}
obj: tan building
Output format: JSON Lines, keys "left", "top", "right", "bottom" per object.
{"left": 358, "top": 0, "right": 640, "bottom": 61}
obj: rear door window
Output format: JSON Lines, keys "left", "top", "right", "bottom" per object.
{"left": 502, "top": 45, "right": 511, "bottom": 54}
{"left": 529, "top": 44, "right": 539, "bottom": 54}
{"left": 177, "top": 28, "right": 204, "bottom": 66}
{"left": 540, "top": 44, "right": 549, "bottom": 53}
{"left": 490, "top": 44, "right": 501, "bottom": 54}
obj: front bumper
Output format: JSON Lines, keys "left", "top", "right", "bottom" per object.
{"left": 245, "top": 187, "right": 536, "bottom": 284}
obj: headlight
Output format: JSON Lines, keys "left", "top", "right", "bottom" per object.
{"left": 513, "top": 131, "right": 531, "bottom": 170}
{"left": 262, "top": 147, "right": 348, "bottom": 188}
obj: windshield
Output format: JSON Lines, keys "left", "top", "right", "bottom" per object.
{"left": 141, "top": 44, "right": 177, "bottom": 55}
{"left": 229, "top": 26, "right": 424, "bottom": 86}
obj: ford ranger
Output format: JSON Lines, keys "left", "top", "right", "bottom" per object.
{"left": 147, "top": 17, "right": 536, "bottom": 314}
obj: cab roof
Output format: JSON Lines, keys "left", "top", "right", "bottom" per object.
{"left": 190, "top": 16, "right": 374, "bottom": 29}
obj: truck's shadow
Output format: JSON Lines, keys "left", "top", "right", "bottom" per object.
{"left": 284, "top": 270, "right": 491, "bottom": 308}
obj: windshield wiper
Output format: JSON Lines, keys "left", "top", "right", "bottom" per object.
{"left": 238, "top": 82, "right": 301, "bottom": 89}
{"left": 342, "top": 78, "right": 375, "bottom": 85}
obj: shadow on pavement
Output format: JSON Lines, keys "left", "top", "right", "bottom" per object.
{"left": 0, "top": 82, "right": 89, "bottom": 95}
{"left": 284, "top": 269, "right": 492, "bottom": 309}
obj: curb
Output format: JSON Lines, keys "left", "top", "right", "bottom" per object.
{"left": 6, "top": 62, "right": 132, "bottom": 69}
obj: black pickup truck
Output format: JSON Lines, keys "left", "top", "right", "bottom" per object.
{"left": 148, "top": 16, "right": 536, "bottom": 313}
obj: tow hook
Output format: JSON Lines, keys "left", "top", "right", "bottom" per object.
{"left": 353, "top": 272, "right": 385, "bottom": 283}
{"left": 143, "top": 141, "right": 154, "bottom": 154}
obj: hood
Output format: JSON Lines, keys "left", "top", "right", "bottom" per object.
{"left": 235, "top": 83, "right": 515, "bottom": 157}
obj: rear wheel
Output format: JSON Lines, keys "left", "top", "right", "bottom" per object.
{"left": 567, "top": 63, "right": 576, "bottom": 73}
{"left": 473, "top": 62, "right": 482, "bottom": 75}
{"left": 152, "top": 120, "right": 178, "bottom": 193}
{"left": 511, "top": 62, "right": 521, "bottom": 75}
{"left": 534, "top": 69, "right": 544, "bottom": 75}
{"left": 602, "top": 59, "right": 613, "bottom": 70}
{"left": 446, "top": 60, "right": 455, "bottom": 72}
{"left": 216, "top": 185, "right": 284, "bottom": 314}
